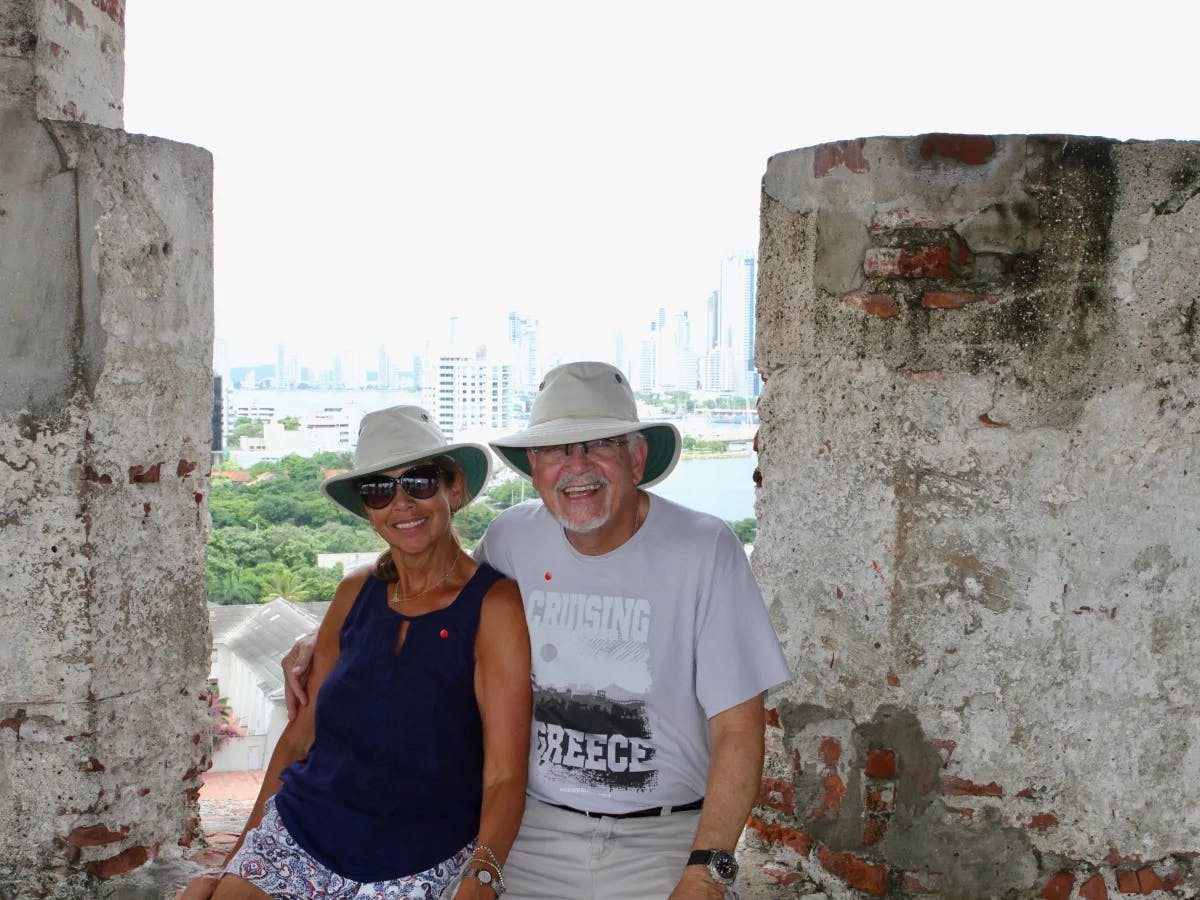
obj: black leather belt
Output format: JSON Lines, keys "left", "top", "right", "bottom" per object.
{"left": 551, "top": 797, "right": 704, "bottom": 819}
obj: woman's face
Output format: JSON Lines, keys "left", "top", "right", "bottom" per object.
{"left": 362, "top": 463, "right": 463, "bottom": 556}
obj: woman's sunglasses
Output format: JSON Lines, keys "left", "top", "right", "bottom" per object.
{"left": 357, "top": 464, "right": 446, "bottom": 510}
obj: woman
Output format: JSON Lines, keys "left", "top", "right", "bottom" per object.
{"left": 182, "top": 405, "right": 531, "bottom": 899}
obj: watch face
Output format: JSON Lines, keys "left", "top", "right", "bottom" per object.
{"left": 473, "top": 869, "right": 494, "bottom": 884}
{"left": 710, "top": 850, "right": 738, "bottom": 883}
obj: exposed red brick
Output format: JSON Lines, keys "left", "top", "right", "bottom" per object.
{"left": 814, "top": 139, "right": 869, "bottom": 177}
{"left": 979, "top": 414, "right": 1009, "bottom": 428}
{"left": 67, "top": 824, "right": 128, "bottom": 847}
{"left": 757, "top": 777, "right": 796, "bottom": 815}
{"left": 865, "top": 246, "right": 955, "bottom": 278}
{"left": 1161, "top": 869, "right": 1185, "bottom": 889}
{"left": 840, "top": 291, "right": 899, "bottom": 318}
{"left": 919, "top": 134, "right": 996, "bottom": 165}
{"left": 0, "top": 710, "right": 26, "bottom": 735}
{"left": 817, "top": 846, "right": 888, "bottom": 896}
{"left": 1016, "top": 787, "right": 1036, "bottom": 798}
{"left": 819, "top": 737, "right": 842, "bottom": 766}
{"left": 85, "top": 844, "right": 148, "bottom": 879}
{"left": 194, "top": 492, "right": 205, "bottom": 504}
{"left": 128, "top": 463, "right": 162, "bottom": 484}
{"left": 862, "top": 816, "right": 888, "bottom": 846}
{"left": 814, "top": 772, "right": 847, "bottom": 819}
{"left": 922, "top": 291, "right": 996, "bottom": 309}
{"left": 1116, "top": 869, "right": 1140, "bottom": 893}
{"left": 83, "top": 465, "right": 112, "bottom": 484}
{"left": 1040, "top": 871, "right": 1075, "bottom": 900}
{"left": 138, "top": 788, "right": 150, "bottom": 796}
{"left": 49, "top": 41, "right": 62, "bottom": 56}
{"left": 177, "top": 459, "right": 197, "bottom": 477}
{"left": 865, "top": 786, "right": 894, "bottom": 813}
{"left": 80, "top": 757, "right": 105, "bottom": 772}
{"left": 1024, "top": 813, "right": 1059, "bottom": 831}
{"left": 865, "top": 749, "right": 897, "bottom": 779}
{"left": 764, "top": 707, "right": 780, "bottom": 728}
{"left": 886, "top": 672, "right": 901, "bottom": 687}
{"left": 66, "top": 2, "right": 86, "bottom": 29}
{"left": 91, "top": 0, "right": 126, "bottom": 27}
{"left": 1079, "top": 873, "right": 1109, "bottom": 900}
{"left": 945, "top": 805, "right": 975, "bottom": 823}
{"left": 1135, "top": 867, "right": 1163, "bottom": 893}
{"left": 940, "top": 775, "right": 1002, "bottom": 797}
{"left": 745, "top": 815, "right": 813, "bottom": 856}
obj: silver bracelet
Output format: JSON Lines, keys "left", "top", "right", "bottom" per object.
{"left": 470, "top": 844, "right": 506, "bottom": 894}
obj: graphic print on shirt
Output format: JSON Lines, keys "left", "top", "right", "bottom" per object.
{"left": 526, "top": 588, "right": 657, "bottom": 792}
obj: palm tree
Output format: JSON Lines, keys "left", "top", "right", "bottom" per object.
{"left": 261, "top": 570, "right": 307, "bottom": 603}
{"left": 209, "top": 572, "right": 258, "bottom": 605}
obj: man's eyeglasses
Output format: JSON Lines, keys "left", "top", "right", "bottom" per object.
{"left": 529, "top": 438, "right": 629, "bottom": 464}
{"left": 357, "top": 464, "right": 445, "bottom": 509}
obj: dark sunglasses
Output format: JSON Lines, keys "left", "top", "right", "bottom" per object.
{"left": 357, "top": 464, "right": 445, "bottom": 509}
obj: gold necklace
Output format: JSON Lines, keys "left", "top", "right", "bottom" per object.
{"left": 390, "top": 555, "right": 458, "bottom": 606}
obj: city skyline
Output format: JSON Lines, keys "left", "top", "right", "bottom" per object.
{"left": 121, "top": 4, "right": 1195, "bottom": 372}
{"left": 217, "top": 248, "right": 761, "bottom": 399}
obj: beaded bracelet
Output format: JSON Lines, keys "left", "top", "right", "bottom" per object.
{"left": 470, "top": 844, "right": 506, "bottom": 894}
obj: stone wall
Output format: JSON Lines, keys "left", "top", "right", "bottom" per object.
{"left": 751, "top": 135, "right": 1199, "bottom": 898}
{"left": 0, "top": 0, "right": 213, "bottom": 894}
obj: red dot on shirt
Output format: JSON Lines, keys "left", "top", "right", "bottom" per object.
{"left": 439, "top": 629, "right": 449, "bottom": 639}
{"left": 544, "top": 571, "right": 552, "bottom": 581}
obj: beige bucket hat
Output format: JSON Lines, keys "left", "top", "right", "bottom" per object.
{"left": 321, "top": 405, "right": 492, "bottom": 519}
{"left": 490, "top": 361, "right": 681, "bottom": 487}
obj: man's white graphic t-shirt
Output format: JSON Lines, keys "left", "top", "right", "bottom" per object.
{"left": 475, "top": 492, "right": 790, "bottom": 814}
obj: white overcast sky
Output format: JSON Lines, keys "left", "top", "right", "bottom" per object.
{"left": 123, "top": 1, "right": 1198, "bottom": 370}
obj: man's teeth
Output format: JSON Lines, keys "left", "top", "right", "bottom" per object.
{"left": 564, "top": 484, "right": 599, "bottom": 496}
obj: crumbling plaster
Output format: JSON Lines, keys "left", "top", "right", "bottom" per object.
{"left": 1, "top": 0, "right": 214, "bottom": 893}
{"left": 751, "top": 135, "right": 1199, "bottom": 897}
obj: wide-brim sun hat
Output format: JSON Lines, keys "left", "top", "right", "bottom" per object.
{"left": 321, "top": 405, "right": 492, "bottom": 519}
{"left": 490, "top": 361, "right": 681, "bottom": 487}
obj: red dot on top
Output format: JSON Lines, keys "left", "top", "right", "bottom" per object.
{"left": 544, "top": 571, "right": 552, "bottom": 581}
{"left": 439, "top": 629, "right": 449, "bottom": 639}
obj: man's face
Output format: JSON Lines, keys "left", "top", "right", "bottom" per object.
{"left": 526, "top": 436, "right": 648, "bottom": 540}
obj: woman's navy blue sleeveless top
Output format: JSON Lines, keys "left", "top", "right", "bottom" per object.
{"left": 274, "top": 563, "right": 502, "bottom": 881}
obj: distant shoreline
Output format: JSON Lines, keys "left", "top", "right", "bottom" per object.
{"left": 679, "top": 450, "right": 753, "bottom": 461}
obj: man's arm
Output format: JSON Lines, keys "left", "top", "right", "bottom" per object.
{"left": 669, "top": 692, "right": 766, "bottom": 899}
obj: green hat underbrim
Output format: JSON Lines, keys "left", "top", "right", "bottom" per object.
{"left": 321, "top": 445, "right": 492, "bottom": 520}
{"left": 490, "top": 421, "right": 680, "bottom": 487}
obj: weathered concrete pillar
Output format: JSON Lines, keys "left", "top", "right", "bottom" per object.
{"left": 0, "top": 1, "right": 213, "bottom": 894}
{"left": 752, "top": 135, "right": 1199, "bottom": 897}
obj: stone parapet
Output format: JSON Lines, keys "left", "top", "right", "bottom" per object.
{"left": 752, "top": 134, "right": 1200, "bottom": 897}
{"left": 0, "top": 2, "right": 212, "bottom": 888}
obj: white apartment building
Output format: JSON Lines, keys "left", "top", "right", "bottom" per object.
{"left": 423, "top": 353, "right": 514, "bottom": 441}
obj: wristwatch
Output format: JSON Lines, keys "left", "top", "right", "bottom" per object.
{"left": 465, "top": 866, "right": 505, "bottom": 895}
{"left": 687, "top": 849, "right": 738, "bottom": 885}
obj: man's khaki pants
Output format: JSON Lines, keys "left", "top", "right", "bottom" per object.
{"left": 501, "top": 799, "right": 740, "bottom": 900}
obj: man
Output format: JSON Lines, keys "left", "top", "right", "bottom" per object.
{"left": 286, "top": 362, "right": 790, "bottom": 899}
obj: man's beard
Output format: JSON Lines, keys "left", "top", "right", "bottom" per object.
{"left": 550, "top": 473, "right": 612, "bottom": 533}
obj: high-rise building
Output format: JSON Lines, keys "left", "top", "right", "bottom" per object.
{"left": 377, "top": 344, "right": 390, "bottom": 389}
{"left": 718, "top": 252, "right": 759, "bottom": 396}
{"left": 422, "top": 353, "right": 514, "bottom": 441}
{"left": 506, "top": 312, "right": 540, "bottom": 395}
